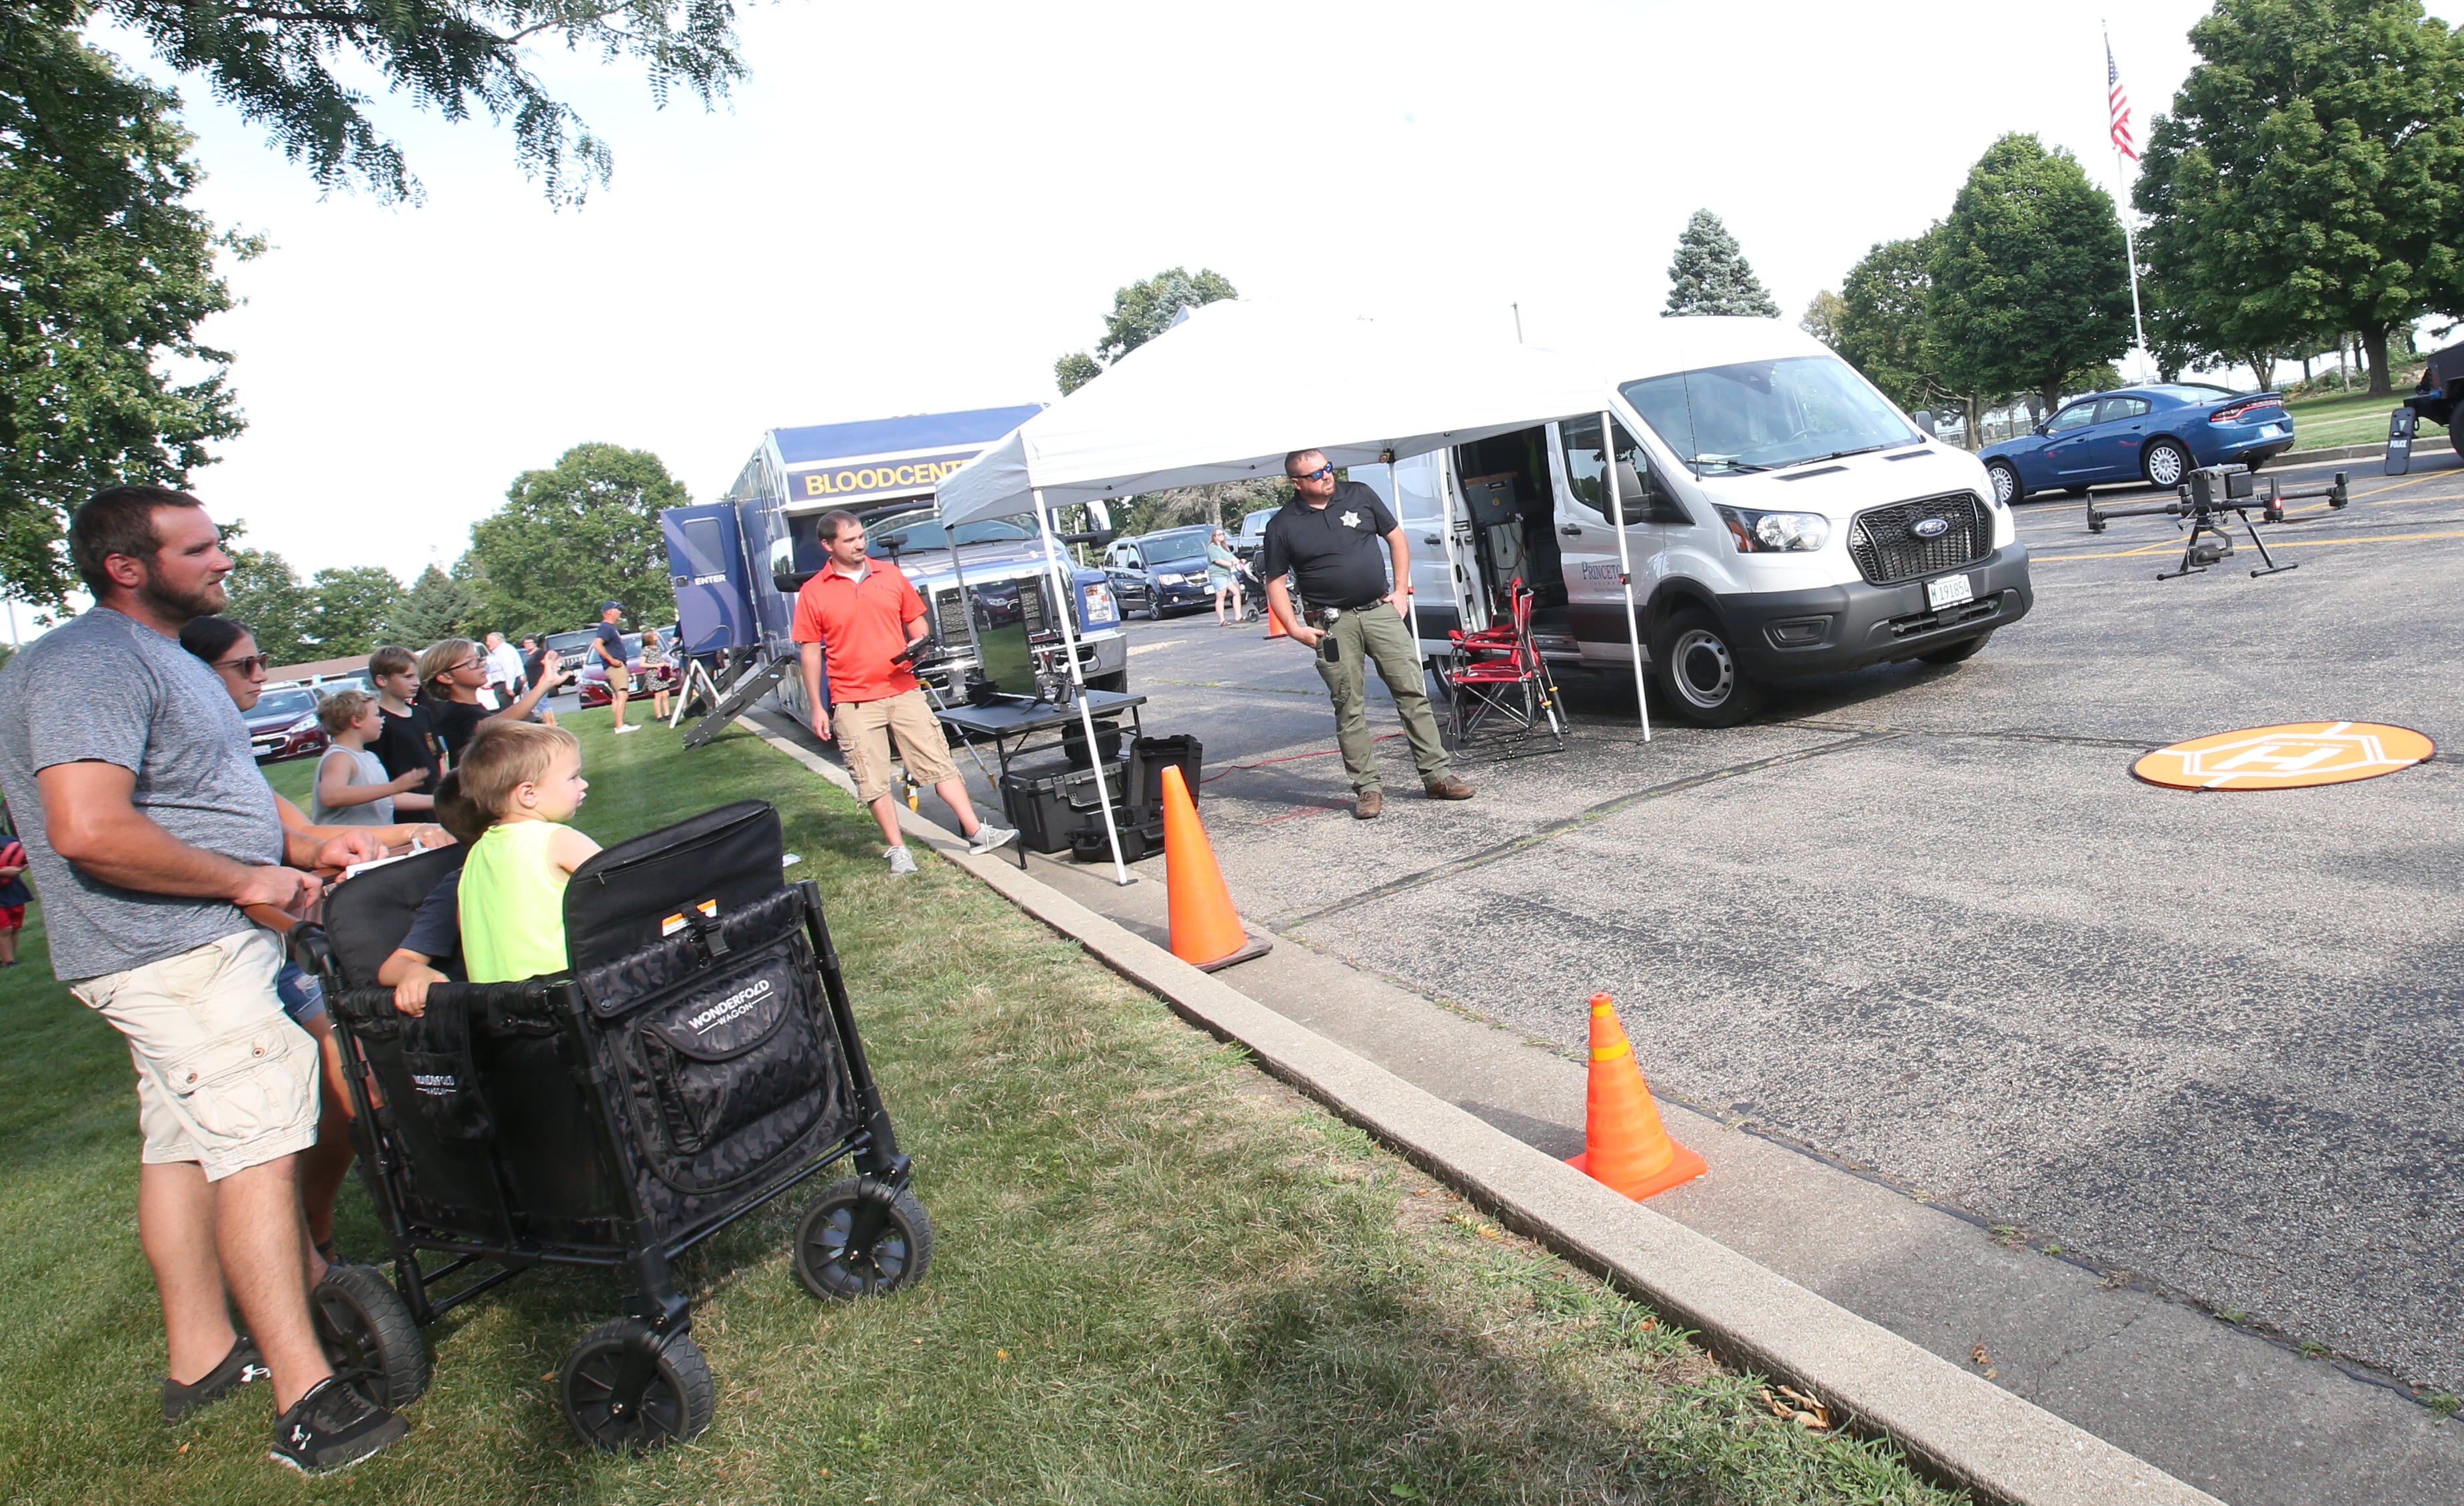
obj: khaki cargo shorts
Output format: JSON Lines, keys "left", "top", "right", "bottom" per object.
{"left": 832, "top": 687, "right": 959, "bottom": 802}
{"left": 70, "top": 930, "right": 320, "bottom": 1181}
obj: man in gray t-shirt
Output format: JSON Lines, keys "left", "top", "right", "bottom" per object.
{"left": 0, "top": 486, "right": 407, "bottom": 1471}
{"left": 0, "top": 608, "right": 283, "bottom": 977}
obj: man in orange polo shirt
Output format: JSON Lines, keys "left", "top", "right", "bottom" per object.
{"left": 792, "top": 509, "right": 1016, "bottom": 875}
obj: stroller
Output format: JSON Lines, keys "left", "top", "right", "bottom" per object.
{"left": 289, "top": 799, "right": 928, "bottom": 1450}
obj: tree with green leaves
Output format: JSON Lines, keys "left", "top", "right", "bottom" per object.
{"left": 1663, "top": 210, "right": 1780, "bottom": 318}
{"left": 463, "top": 443, "right": 684, "bottom": 635}
{"left": 1800, "top": 290, "right": 1846, "bottom": 349}
{"left": 1054, "top": 267, "right": 1237, "bottom": 395}
{"left": 67, "top": 0, "right": 744, "bottom": 206}
{"left": 1834, "top": 233, "right": 1949, "bottom": 411}
{"left": 221, "top": 546, "right": 314, "bottom": 665}
{"left": 2132, "top": 0, "right": 2464, "bottom": 396}
{"left": 1927, "top": 134, "right": 2134, "bottom": 415}
{"left": 381, "top": 564, "right": 485, "bottom": 649}
{"left": 307, "top": 565, "right": 403, "bottom": 657}
{"left": 0, "top": 17, "right": 255, "bottom": 606}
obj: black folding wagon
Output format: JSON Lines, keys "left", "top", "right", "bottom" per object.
{"left": 290, "top": 800, "right": 930, "bottom": 1450}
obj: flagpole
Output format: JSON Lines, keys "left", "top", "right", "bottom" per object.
{"left": 2107, "top": 22, "right": 2150, "bottom": 381}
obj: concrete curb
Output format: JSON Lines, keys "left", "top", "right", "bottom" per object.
{"left": 740, "top": 711, "right": 2223, "bottom": 1506}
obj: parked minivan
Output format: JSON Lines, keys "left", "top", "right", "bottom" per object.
{"left": 1359, "top": 317, "right": 2033, "bottom": 726}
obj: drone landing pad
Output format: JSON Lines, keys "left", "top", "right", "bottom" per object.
{"left": 2132, "top": 721, "right": 2435, "bottom": 792}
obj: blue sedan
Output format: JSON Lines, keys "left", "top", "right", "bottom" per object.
{"left": 1978, "top": 385, "right": 2295, "bottom": 505}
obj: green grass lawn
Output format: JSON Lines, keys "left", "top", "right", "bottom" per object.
{"left": 2283, "top": 387, "right": 2423, "bottom": 451}
{"left": 3, "top": 709, "right": 1961, "bottom": 1505}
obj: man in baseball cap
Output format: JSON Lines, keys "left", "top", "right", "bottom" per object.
{"left": 593, "top": 602, "right": 636, "bottom": 733}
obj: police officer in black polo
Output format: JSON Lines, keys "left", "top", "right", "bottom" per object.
{"left": 1260, "top": 449, "right": 1474, "bottom": 819}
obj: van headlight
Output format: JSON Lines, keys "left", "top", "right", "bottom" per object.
{"left": 1716, "top": 507, "right": 1830, "bottom": 553}
{"left": 1154, "top": 571, "right": 1186, "bottom": 586}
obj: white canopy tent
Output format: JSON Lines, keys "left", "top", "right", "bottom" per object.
{"left": 934, "top": 299, "right": 1624, "bottom": 884}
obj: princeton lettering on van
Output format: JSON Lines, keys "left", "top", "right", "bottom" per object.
{"left": 791, "top": 451, "right": 978, "bottom": 502}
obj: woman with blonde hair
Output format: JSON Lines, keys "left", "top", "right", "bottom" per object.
{"left": 419, "top": 635, "right": 563, "bottom": 763}
{"left": 1207, "top": 527, "right": 1244, "bottom": 627}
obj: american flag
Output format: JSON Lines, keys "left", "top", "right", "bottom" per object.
{"left": 2107, "top": 39, "right": 2137, "bottom": 161}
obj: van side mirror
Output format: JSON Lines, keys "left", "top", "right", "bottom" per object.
{"left": 1062, "top": 500, "right": 1114, "bottom": 548}
{"left": 1912, "top": 409, "right": 1935, "bottom": 436}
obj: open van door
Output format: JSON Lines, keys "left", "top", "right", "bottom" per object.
{"left": 1553, "top": 415, "right": 1667, "bottom": 662}
{"left": 1354, "top": 456, "right": 1480, "bottom": 657}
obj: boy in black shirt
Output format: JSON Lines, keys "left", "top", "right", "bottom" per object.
{"left": 368, "top": 644, "right": 440, "bottom": 807}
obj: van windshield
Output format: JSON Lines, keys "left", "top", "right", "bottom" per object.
{"left": 864, "top": 510, "right": 1037, "bottom": 557}
{"left": 1621, "top": 355, "right": 1915, "bottom": 476}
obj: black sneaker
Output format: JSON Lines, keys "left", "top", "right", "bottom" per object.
{"left": 162, "top": 1334, "right": 269, "bottom": 1423}
{"left": 269, "top": 1376, "right": 409, "bottom": 1476}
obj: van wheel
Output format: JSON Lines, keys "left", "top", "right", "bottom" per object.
{"left": 1985, "top": 459, "right": 2023, "bottom": 506}
{"left": 1918, "top": 631, "right": 1992, "bottom": 666}
{"left": 1653, "top": 608, "right": 1765, "bottom": 727}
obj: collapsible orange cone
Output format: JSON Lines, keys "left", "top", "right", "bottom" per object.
{"left": 1264, "top": 609, "right": 1288, "bottom": 640}
{"left": 1159, "top": 765, "right": 1272, "bottom": 971}
{"left": 1566, "top": 993, "right": 1706, "bottom": 1201}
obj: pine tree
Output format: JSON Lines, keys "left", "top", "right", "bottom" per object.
{"left": 1663, "top": 211, "right": 1780, "bottom": 317}
{"left": 381, "top": 565, "right": 483, "bottom": 650}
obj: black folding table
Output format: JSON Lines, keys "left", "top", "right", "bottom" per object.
{"left": 932, "top": 690, "right": 1147, "bottom": 867}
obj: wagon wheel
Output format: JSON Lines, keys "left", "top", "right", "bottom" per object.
{"left": 793, "top": 1177, "right": 934, "bottom": 1301}
{"left": 559, "top": 1319, "right": 714, "bottom": 1451}
{"left": 311, "top": 1263, "right": 430, "bottom": 1409}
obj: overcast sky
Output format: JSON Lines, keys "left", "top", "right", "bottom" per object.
{"left": 89, "top": 0, "right": 2464, "bottom": 581}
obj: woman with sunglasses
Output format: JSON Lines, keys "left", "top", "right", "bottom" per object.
{"left": 179, "top": 615, "right": 447, "bottom": 1269}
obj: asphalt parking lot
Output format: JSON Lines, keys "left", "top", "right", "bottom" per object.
{"left": 981, "top": 450, "right": 2464, "bottom": 1407}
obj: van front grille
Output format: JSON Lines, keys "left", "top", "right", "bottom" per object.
{"left": 1846, "top": 492, "right": 1991, "bottom": 585}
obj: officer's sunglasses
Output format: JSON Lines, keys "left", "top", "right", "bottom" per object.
{"left": 1294, "top": 465, "right": 1334, "bottom": 482}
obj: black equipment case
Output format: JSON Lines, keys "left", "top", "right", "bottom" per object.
{"left": 294, "top": 800, "right": 929, "bottom": 1451}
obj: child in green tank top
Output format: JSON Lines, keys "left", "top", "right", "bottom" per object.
{"left": 453, "top": 721, "right": 602, "bottom": 983}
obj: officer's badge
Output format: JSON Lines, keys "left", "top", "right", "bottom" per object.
{"left": 1340, "top": 510, "right": 1361, "bottom": 528}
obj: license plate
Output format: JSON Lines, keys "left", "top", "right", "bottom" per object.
{"left": 1925, "top": 573, "right": 1974, "bottom": 611}
{"left": 2261, "top": 422, "right": 2287, "bottom": 438}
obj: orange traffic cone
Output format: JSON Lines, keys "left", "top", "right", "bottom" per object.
{"left": 1159, "top": 765, "right": 1272, "bottom": 971}
{"left": 1264, "top": 609, "right": 1288, "bottom": 640}
{"left": 1566, "top": 994, "right": 1706, "bottom": 1201}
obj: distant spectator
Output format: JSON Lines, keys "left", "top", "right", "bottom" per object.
{"left": 515, "top": 635, "right": 562, "bottom": 727}
{"left": 308, "top": 689, "right": 423, "bottom": 826}
{"left": 417, "top": 636, "right": 561, "bottom": 763}
{"left": 593, "top": 602, "right": 638, "bottom": 733}
{"left": 0, "top": 826, "right": 27, "bottom": 967}
{"left": 639, "top": 623, "right": 673, "bottom": 723}
{"left": 481, "top": 631, "right": 525, "bottom": 700}
{"left": 0, "top": 485, "right": 407, "bottom": 1472}
{"left": 366, "top": 643, "right": 442, "bottom": 801}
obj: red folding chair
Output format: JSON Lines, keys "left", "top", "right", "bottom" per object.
{"left": 1442, "top": 579, "right": 1563, "bottom": 750}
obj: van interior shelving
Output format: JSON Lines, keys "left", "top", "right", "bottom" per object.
{"left": 1448, "top": 427, "right": 1571, "bottom": 633}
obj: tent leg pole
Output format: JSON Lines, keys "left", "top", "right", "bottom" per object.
{"left": 1603, "top": 409, "right": 1652, "bottom": 741}
{"left": 1034, "top": 491, "right": 1131, "bottom": 885}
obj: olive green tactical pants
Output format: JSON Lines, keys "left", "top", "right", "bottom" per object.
{"left": 1313, "top": 604, "right": 1452, "bottom": 793}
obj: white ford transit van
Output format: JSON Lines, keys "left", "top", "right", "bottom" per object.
{"left": 1362, "top": 317, "right": 2033, "bottom": 725}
